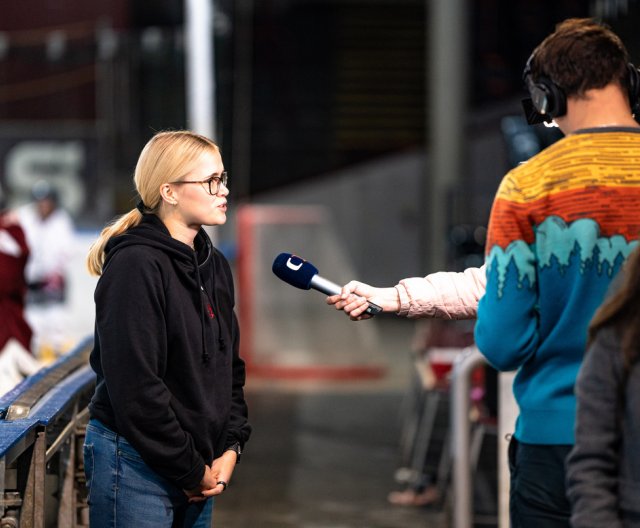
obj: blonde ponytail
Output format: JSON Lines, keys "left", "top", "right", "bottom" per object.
{"left": 86, "top": 209, "right": 142, "bottom": 276}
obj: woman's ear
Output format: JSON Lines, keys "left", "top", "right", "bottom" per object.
{"left": 159, "top": 183, "right": 177, "bottom": 205}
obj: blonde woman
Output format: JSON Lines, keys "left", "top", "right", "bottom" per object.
{"left": 84, "top": 131, "right": 251, "bottom": 527}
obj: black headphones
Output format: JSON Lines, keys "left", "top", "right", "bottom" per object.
{"left": 522, "top": 53, "right": 640, "bottom": 125}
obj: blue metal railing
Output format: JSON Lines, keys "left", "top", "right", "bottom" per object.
{"left": 0, "top": 336, "right": 95, "bottom": 527}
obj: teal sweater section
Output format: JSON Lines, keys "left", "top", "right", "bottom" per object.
{"left": 475, "top": 217, "right": 637, "bottom": 445}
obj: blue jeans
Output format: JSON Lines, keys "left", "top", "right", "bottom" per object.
{"left": 84, "top": 419, "right": 213, "bottom": 528}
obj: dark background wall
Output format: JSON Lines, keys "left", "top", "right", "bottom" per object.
{"left": 0, "top": 0, "right": 637, "bottom": 280}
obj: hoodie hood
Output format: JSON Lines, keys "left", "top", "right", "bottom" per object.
{"left": 104, "top": 214, "right": 212, "bottom": 283}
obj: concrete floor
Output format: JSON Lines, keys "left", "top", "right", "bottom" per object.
{"left": 214, "top": 387, "right": 449, "bottom": 528}
{"left": 213, "top": 318, "right": 497, "bottom": 528}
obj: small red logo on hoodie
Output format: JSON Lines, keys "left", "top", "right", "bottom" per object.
{"left": 207, "top": 304, "right": 215, "bottom": 319}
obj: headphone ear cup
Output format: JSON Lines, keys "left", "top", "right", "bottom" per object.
{"left": 530, "top": 76, "right": 567, "bottom": 119}
{"left": 627, "top": 63, "right": 640, "bottom": 113}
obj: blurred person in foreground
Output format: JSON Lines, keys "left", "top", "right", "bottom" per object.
{"left": 18, "top": 179, "right": 75, "bottom": 358}
{"left": 566, "top": 245, "right": 640, "bottom": 527}
{"left": 330, "top": 18, "right": 640, "bottom": 527}
{"left": 84, "top": 130, "right": 251, "bottom": 527}
{"left": 0, "top": 183, "right": 42, "bottom": 395}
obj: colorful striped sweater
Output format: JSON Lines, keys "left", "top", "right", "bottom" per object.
{"left": 475, "top": 127, "right": 640, "bottom": 445}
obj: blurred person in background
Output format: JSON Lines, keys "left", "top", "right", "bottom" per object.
{"left": 331, "top": 18, "right": 640, "bottom": 527}
{"left": 566, "top": 244, "right": 640, "bottom": 527}
{"left": 84, "top": 130, "right": 251, "bottom": 527}
{"left": 18, "top": 179, "right": 75, "bottom": 360}
{"left": 0, "top": 183, "right": 42, "bottom": 395}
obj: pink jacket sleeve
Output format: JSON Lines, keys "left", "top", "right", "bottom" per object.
{"left": 395, "top": 265, "right": 486, "bottom": 320}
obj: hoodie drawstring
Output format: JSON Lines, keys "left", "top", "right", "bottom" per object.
{"left": 193, "top": 242, "right": 225, "bottom": 364}
{"left": 193, "top": 254, "right": 210, "bottom": 364}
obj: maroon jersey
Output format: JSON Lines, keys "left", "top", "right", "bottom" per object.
{"left": 0, "top": 214, "right": 32, "bottom": 351}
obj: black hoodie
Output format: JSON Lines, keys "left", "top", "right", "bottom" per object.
{"left": 88, "top": 214, "right": 251, "bottom": 490}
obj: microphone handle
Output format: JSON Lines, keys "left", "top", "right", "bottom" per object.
{"left": 310, "top": 275, "right": 383, "bottom": 316}
{"left": 309, "top": 274, "right": 341, "bottom": 296}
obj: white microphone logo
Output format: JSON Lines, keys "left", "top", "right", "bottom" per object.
{"left": 286, "top": 257, "right": 303, "bottom": 271}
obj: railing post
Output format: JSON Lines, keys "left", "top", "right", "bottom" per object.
{"left": 20, "top": 428, "right": 47, "bottom": 528}
{"left": 450, "top": 346, "right": 487, "bottom": 528}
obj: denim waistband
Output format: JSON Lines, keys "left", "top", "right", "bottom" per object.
{"left": 87, "top": 418, "right": 118, "bottom": 440}
{"left": 87, "top": 419, "right": 143, "bottom": 457}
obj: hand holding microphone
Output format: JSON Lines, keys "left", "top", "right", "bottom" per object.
{"left": 272, "top": 253, "right": 383, "bottom": 317}
{"left": 327, "top": 280, "right": 387, "bottom": 321}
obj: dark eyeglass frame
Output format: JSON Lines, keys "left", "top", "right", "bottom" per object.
{"left": 170, "top": 171, "right": 228, "bottom": 195}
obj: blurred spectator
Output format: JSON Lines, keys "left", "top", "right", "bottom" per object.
{"left": 0, "top": 184, "right": 41, "bottom": 394}
{"left": 18, "top": 180, "right": 76, "bottom": 360}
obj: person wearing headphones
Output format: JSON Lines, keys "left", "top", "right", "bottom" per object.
{"left": 475, "top": 18, "right": 640, "bottom": 527}
{"left": 329, "top": 18, "right": 640, "bottom": 527}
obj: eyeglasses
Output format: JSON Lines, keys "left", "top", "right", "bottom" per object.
{"left": 170, "top": 171, "right": 228, "bottom": 195}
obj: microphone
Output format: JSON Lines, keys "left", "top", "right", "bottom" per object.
{"left": 272, "top": 253, "right": 383, "bottom": 316}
